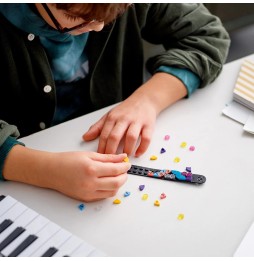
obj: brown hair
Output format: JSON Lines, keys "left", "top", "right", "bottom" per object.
{"left": 54, "top": 3, "right": 131, "bottom": 25}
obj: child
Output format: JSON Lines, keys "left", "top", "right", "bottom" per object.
{"left": 0, "top": 3, "right": 230, "bottom": 201}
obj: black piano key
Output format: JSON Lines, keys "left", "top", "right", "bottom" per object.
{"left": 0, "top": 195, "right": 5, "bottom": 201}
{"left": 8, "top": 234, "right": 38, "bottom": 257}
{"left": 0, "top": 227, "right": 25, "bottom": 251}
{"left": 0, "top": 219, "right": 13, "bottom": 234}
{"left": 41, "top": 247, "right": 58, "bottom": 257}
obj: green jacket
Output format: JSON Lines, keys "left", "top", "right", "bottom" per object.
{"left": 0, "top": 3, "right": 230, "bottom": 139}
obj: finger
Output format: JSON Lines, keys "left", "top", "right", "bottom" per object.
{"left": 97, "top": 173, "right": 128, "bottom": 190}
{"left": 82, "top": 114, "right": 107, "bottom": 141}
{"left": 80, "top": 190, "right": 119, "bottom": 202}
{"left": 90, "top": 152, "right": 128, "bottom": 163}
{"left": 93, "top": 161, "right": 131, "bottom": 178}
{"left": 135, "top": 126, "right": 153, "bottom": 157}
{"left": 123, "top": 123, "right": 141, "bottom": 155}
{"left": 97, "top": 117, "right": 116, "bottom": 154}
{"left": 104, "top": 121, "right": 129, "bottom": 154}
{"left": 92, "top": 189, "right": 119, "bottom": 200}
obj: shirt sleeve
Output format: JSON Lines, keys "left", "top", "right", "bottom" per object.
{"left": 0, "top": 121, "right": 25, "bottom": 181}
{"left": 156, "top": 65, "right": 201, "bottom": 97}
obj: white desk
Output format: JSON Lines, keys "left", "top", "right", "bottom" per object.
{"left": 1, "top": 54, "right": 254, "bottom": 257}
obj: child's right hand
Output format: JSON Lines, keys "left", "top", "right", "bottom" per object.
{"left": 3, "top": 145, "right": 131, "bottom": 202}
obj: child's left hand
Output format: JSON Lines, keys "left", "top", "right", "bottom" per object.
{"left": 83, "top": 73, "right": 187, "bottom": 157}
{"left": 82, "top": 93, "right": 157, "bottom": 157}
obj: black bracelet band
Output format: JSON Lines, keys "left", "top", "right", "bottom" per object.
{"left": 127, "top": 164, "right": 206, "bottom": 185}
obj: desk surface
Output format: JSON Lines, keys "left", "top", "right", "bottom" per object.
{"left": 1, "top": 54, "right": 254, "bottom": 257}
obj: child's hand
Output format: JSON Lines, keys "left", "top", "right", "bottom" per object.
{"left": 83, "top": 73, "right": 187, "bottom": 157}
{"left": 3, "top": 146, "right": 130, "bottom": 202}
{"left": 50, "top": 152, "right": 131, "bottom": 201}
{"left": 83, "top": 94, "right": 157, "bottom": 157}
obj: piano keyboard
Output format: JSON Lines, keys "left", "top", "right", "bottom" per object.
{"left": 0, "top": 195, "right": 105, "bottom": 257}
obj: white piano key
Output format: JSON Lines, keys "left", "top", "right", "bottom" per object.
{"left": 0, "top": 202, "right": 27, "bottom": 224}
{"left": 0, "top": 203, "right": 28, "bottom": 242}
{"left": 52, "top": 235, "right": 84, "bottom": 257}
{"left": 1, "top": 210, "right": 45, "bottom": 256}
{"left": 31, "top": 228, "right": 72, "bottom": 257}
{"left": 70, "top": 241, "right": 96, "bottom": 257}
{"left": 18, "top": 221, "right": 61, "bottom": 256}
{"left": 0, "top": 196, "right": 17, "bottom": 217}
